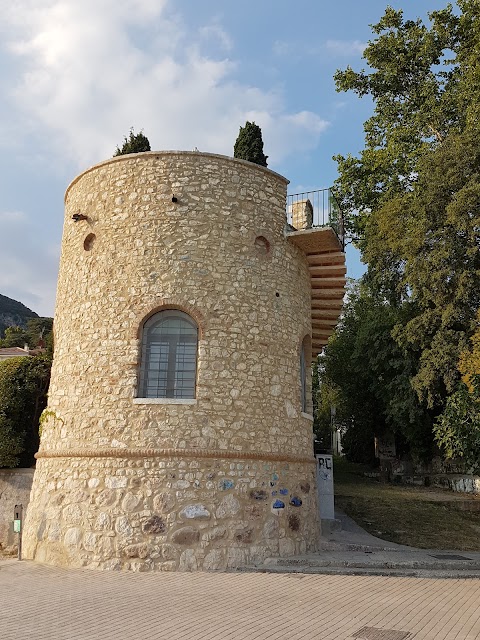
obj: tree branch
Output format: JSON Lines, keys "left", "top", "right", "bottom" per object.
{"left": 427, "top": 124, "right": 444, "bottom": 143}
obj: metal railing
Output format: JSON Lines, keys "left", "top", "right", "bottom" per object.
{"left": 286, "top": 188, "right": 345, "bottom": 249}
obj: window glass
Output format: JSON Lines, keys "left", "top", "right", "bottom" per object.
{"left": 300, "top": 340, "right": 307, "bottom": 412}
{"left": 139, "top": 310, "right": 198, "bottom": 398}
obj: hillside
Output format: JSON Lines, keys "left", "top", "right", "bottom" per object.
{"left": 0, "top": 293, "right": 38, "bottom": 338}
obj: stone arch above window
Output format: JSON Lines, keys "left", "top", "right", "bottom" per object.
{"left": 138, "top": 309, "right": 198, "bottom": 399}
{"left": 133, "top": 299, "right": 206, "bottom": 340}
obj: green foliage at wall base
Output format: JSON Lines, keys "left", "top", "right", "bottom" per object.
{"left": 0, "top": 353, "right": 52, "bottom": 468}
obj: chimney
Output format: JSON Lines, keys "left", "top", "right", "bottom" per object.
{"left": 291, "top": 199, "right": 313, "bottom": 230}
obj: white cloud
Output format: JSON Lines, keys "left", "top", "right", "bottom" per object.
{"left": 241, "top": 110, "right": 329, "bottom": 164}
{"left": 273, "top": 38, "right": 366, "bottom": 60}
{"left": 1, "top": 0, "right": 329, "bottom": 169}
{"left": 272, "top": 40, "right": 294, "bottom": 57}
{"left": 284, "top": 111, "right": 329, "bottom": 134}
{"left": 325, "top": 39, "right": 366, "bottom": 56}
{"left": 198, "top": 24, "right": 233, "bottom": 52}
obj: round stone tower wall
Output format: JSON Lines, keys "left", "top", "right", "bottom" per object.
{"left": 23, "top": 151, "right": 319, "bottom": 571}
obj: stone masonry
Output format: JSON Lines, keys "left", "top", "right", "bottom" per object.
{"left": 291, "top": 199, "right": 313, "bottom": 230}
{"left": 0, "top": 469, "right": 34, "bottom": 550}
{"left": 23, "top": 152, "right": 320, "bottom": 571}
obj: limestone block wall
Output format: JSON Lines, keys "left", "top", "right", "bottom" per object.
{"left": 432, "top": 475, "right": 480, "bottom": 495}
{"left": 0, "top": 469, "right": 34, "bottom": 549}
{"left": 23, "top": 151, "right": 319, "bottom": 571}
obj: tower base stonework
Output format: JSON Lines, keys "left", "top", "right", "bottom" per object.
{"left": 25, "top": 454, "right": 318, "bottom": 570}
{"left": 23, "top": 151, "right": 325, "bottom": 571}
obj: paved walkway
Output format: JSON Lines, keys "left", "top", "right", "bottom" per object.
{"left": 1, "top": 556, "right": 480, "bottom": 639}
{"left": 254, "top": 511, "right": 480, "bottom": 579}
{"left": 2, "top": 510, "right": 480, "bottom": 639}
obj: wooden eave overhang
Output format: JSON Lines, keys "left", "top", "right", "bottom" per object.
{"left": 287, "top": 226, "right": 346, "bottom": 359}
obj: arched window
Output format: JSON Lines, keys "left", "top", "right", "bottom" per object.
{"left": 300, "top": 340, "right": 307, "bottom": 413}
{"left": 300, "top": 335, "right": 311, "bottom": 414}
{"left": 138, "top": 310, "right": 198, "bottom": 399}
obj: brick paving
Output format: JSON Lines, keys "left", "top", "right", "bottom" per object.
{"left": 1, "top": 559, "right": 479, "bottom": 639}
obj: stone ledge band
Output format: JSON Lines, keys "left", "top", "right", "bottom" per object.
{"left": 35, "top": 447, "right": 316, "bottom": 465}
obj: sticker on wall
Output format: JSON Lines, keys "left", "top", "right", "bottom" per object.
{"left": 279, "top": 488, "right": 288, "bottom": 496}
{"left": 272, "top": 499, "right": 285, "bottom": 510}
{"left": 289, "top": 496, "right": 302, "bottom": 507}
{"left": 219, "top": 479, "right": 234, "bottom": 491}
{"left": 271, "top": 490, "right": 277, "bottom": 496}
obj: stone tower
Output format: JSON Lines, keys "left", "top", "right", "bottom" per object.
{"left": 23, "top": 151, "right": 345, "bottom": 571}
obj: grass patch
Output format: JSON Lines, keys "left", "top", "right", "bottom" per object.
{"left": 334, "top": 457, "right": 480, "bottom": 551}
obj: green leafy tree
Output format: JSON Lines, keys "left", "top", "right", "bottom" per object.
{"left": 25, "top": 317, "right": 54, "bottom": 353}
{"left": 0, "top": 326, "right": 27, "bottom": 348}
{"left": 114, "top": 128, "right": 151, "bottom": 156}
{"left": 434, "top": 314, "right": 480, "bottom": 471}
{"left": 0, "top": 317, "right": 53, "bottom": 351}
{"left": 333, "top": 2, "right": 480, "bottom": 415}
{"left": 233, "top": 121, "right": 268, "bottom": 166}
{"left": 321, "top": 282, "right": 433, "bottom": 463}
{"left": 333, "top": 4, "right": 464, "bottom": 238}
{"left": 0, "top": 353, "right": 52, "bottom": 467}
{"left": 434, "top": 384, "right": 480, "bottom": 472}
{"left": 313, "top": 371, "right": 343, "bottom": 453}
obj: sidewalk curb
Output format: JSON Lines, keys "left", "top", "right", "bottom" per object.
{"left": 238, "top": 565, "right": 480, "bottom": 579}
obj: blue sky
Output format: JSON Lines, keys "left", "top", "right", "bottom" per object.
{"left": 0, "top": 0, "right": 445, "bottom": 316}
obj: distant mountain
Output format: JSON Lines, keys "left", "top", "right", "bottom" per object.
{"left": 0, "top": 294, "right": 38, "bottom": 338}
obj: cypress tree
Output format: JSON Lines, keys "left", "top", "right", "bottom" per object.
{"left": 233, "top": 121, "right": 268, "bottom": 167}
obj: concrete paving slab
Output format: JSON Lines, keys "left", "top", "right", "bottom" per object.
{"left": 325, "top": 510, "right": 422, "bottom": 550}
{"left": 2, "top": 506, "right": 479, "bottom": 638}
{"left": 253, "top": 510, "right": 480, "bottom": 578}
{"left": 1, "top": 558, "right": 480, "bottom": 640}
